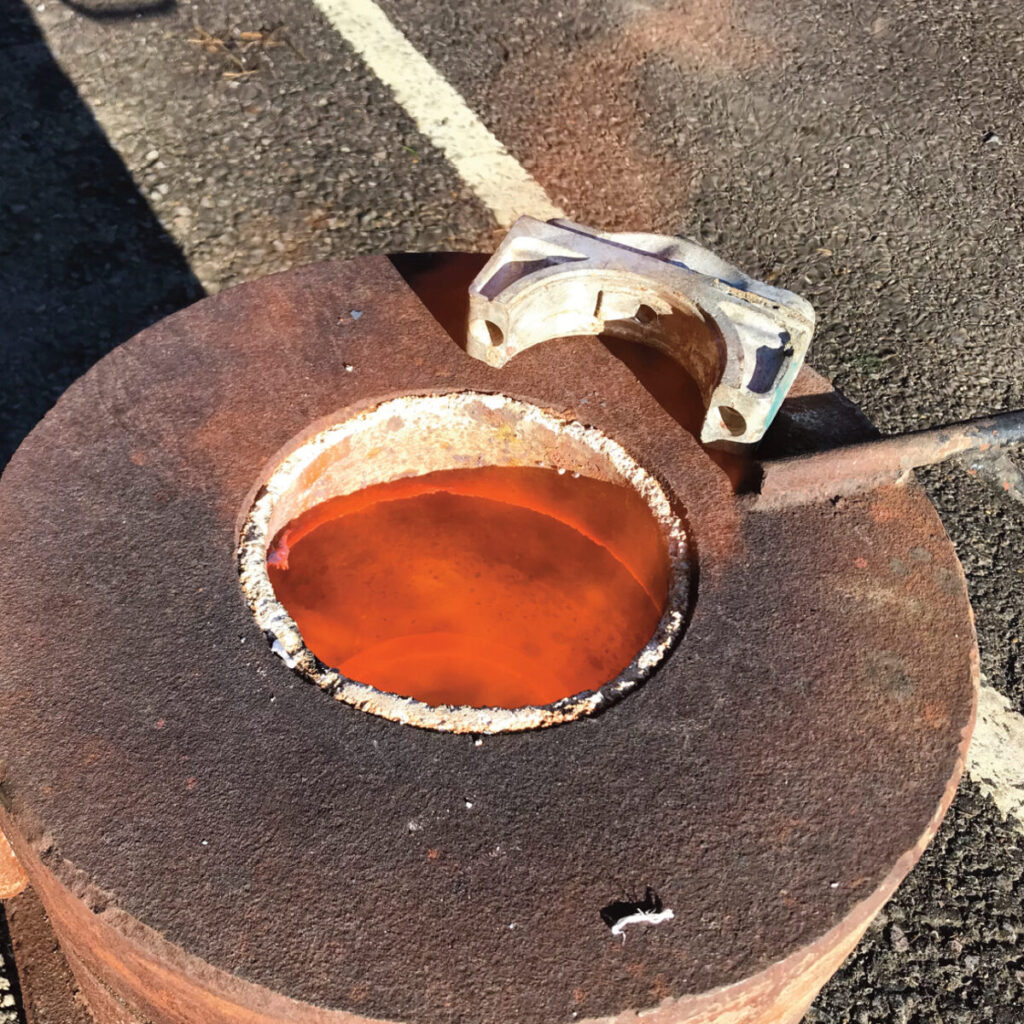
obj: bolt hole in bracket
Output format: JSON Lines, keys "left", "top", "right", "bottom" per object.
{"left": 466, "top": 218, "right": 816, "bottom": 445}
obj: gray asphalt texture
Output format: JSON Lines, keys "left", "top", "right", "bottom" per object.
{"left": 1, "top": 0, "right": 1023, "bottom": 1021}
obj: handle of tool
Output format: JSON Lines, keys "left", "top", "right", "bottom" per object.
{"left": 753, "top": 409, "right": 1024, "bottom": 509}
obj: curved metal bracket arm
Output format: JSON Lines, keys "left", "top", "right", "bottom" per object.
{"left": 466, "top": 218, "right": 816, "bottom": 445}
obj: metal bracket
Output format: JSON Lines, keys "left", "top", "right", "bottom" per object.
{"left": 467, "top": 218, "right": 816, "bottom": 444}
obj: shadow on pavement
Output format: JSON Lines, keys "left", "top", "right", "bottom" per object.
{"left": 57, "top": 0, "right": 176, "bottom": 19}
{"left": 1, "top": 5, "right": 201, "bottom": 1011}
{"left": 0, "top": 0, "right": 202, "bottom": 469}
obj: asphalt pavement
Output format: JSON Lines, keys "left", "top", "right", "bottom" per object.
{"left": 1, "top": 0, "right": 1023, "bottom": 1020}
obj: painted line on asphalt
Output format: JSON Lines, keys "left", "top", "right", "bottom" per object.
{"left": 968, "top": 682, "right": 1024, "bottom": 825}
{"left": 313, "top": 0, "right": 564, "bottom": 227}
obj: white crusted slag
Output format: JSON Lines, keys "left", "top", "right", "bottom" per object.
{"left": 237, "top": 391, "right": 690, "bottom": 734}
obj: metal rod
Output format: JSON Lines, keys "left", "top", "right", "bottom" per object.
{"left": 753, "top": 409, "right": 1024, "bottom": 509}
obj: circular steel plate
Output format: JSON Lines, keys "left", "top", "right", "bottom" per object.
{"left": 0, "top": 256, "right": 976, "bottom": 1024}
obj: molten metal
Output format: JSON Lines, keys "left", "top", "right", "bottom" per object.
{"left": 268, "top": 467, "right": 668, "bottom": 709}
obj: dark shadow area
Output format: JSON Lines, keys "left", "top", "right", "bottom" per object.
{"left": 0, "top": 0, "right": 202, "bottom": 470}
{"left": 602, "top": 335, "right": 755, "bottom": 486}
{"left": 387, "top": 251, "right": 488, "bottom": 349}
{"left": 57, "top": 0, "right": 175, "bottom": 19}
{"left": 601, "top": 335, "right": 706, "bottom": 438}
{"left": 0, "top": 889, "right": 94, "bottom": 1024}
{"left": 1, "top": 5, "right": 200, "bottom": 1005}
{"left": 757, "top": 390, "right": 880, "bottom": 460}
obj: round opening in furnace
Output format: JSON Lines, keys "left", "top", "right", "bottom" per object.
{"left": 239, "top": 393, "right": 689, "bottom": 733}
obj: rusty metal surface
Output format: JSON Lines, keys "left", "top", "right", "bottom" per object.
{"left": 0, "top": 831, "right": 27, "bottom": 900}
{"left": 3, "top": 889, "right": 95, "bottom": 1024}
{"left": 0, "top": 255, "right": 975, "bottom": 1024}
{"left": 466, "top": 218, "right": 816, "bottom": 445}
{"left": 754, "top": 409, "right": 1024, "bottom": 509}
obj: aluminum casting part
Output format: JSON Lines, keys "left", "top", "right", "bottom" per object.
{"left": 753, "top": 408, "right": 1024, "bottom": 509}
{"left": 238, "top": 391, "right": 689, "bottom": 735}
{"left": 466, "top": 217, "right": 816, "bottom": 445}
{"left": 0, "top": 256, "right": 976, "bottom": 1024}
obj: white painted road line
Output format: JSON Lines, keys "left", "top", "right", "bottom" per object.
{"left": 313, "top": 0, "right": 565, "bottom": 227}
{"left": 968, "top": 682, "right": 1024, "bottom": 824}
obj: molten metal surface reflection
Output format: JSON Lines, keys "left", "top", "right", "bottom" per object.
{"left": 268, "top": 467, "right": 668, "bottom": 708}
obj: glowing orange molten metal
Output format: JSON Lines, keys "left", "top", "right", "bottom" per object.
{"left": 268, "top": 467, "right": 669, "bottom": 709}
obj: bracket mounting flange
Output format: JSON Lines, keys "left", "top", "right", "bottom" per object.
{"left": 467, "top": 218, "right": 816, "bottom": 445}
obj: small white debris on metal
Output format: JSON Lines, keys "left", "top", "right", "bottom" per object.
{"left": 271, "top": 638, "right": 298, "bottom": 668}
{"left": 610, "top": 907, "right": 675, "bottom": 941}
